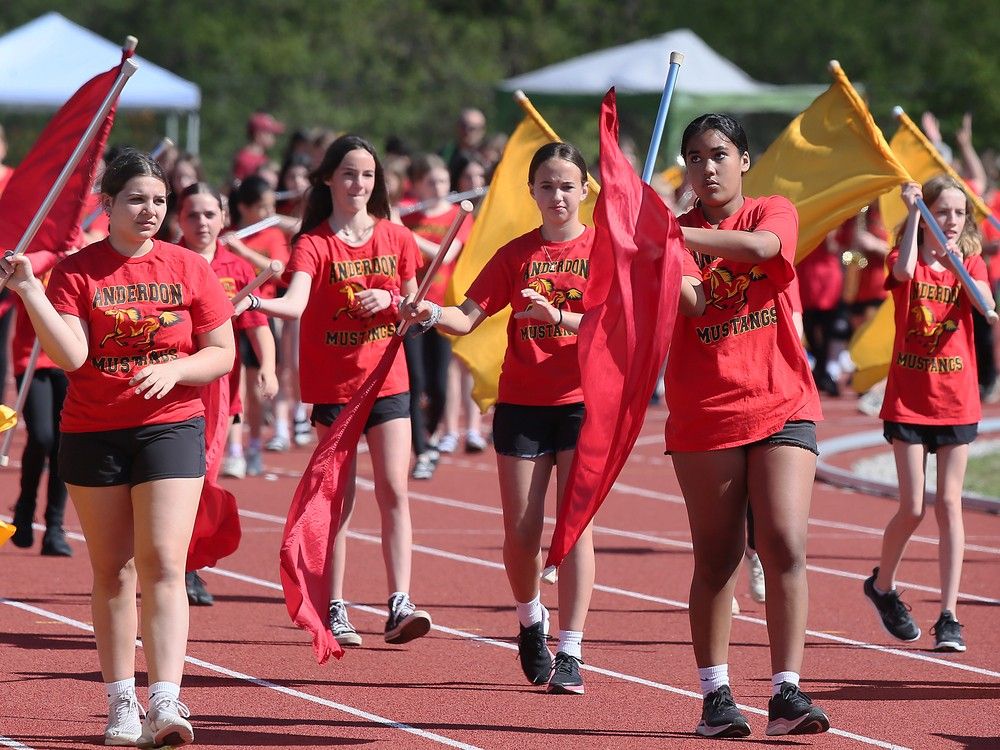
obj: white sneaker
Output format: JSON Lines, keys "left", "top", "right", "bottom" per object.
{"left": 464, "top": 430, "right": 488, "bottom": 453}
{"left": 138, "top": 695, "right": 193, "bottom": 748}
{"left": 104, "top": 690, "right": 144, "bottom": 746}
{"left": 265, "top": 435, "right": 290, "bottom": 452}
{"left": 731, "top": 596, "right": 741, "bottom": 614}
{"left": 221, "top": 454, "right": 246, "bottom": 479}
{"left": 745, "top": 551, "right": 766, "bottom": 603}
{"left": 435, "top": 433, "right": 459, "bottom": 454}
{"left": 294, "top": 418, "right": 314, "bottom": 446}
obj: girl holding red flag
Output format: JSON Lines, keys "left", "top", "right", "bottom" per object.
{"left": 863, "top": 177, "right": 993, "bottom": 653}
{"left": 2, "top": 149, "right": 235, "bottom": 747}
{"left": 245, "top": 134, "right": 433, "bottom": 649}
{"left": 177, "top": 181, "right": 279, "bottom": 605}
{"left": 665, "top": 114, "right": 830, "bottom": 738}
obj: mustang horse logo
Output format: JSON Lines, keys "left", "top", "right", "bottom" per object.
{"left": 334, "top": 281, "right": 367, "bottom": 319}
{"left": 101, "top": 308, "right": 182, "bottom": 348}
{"left": 704, "top": 265, "right": 766, "bottom": 311}
{"left": 906, "top": 305, "right": 957, "bottom": 355}
{"left": 527, "top": 277, "right": 583, "bottom": 308}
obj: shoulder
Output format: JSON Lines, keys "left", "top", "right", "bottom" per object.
{"left": 751, "top": 195, "right": 797, "bottom": 218}
{"left": 379, "top": 220, "right": 416, "bottom": 243}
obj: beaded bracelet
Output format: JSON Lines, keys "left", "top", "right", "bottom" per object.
{"left": 556, "top": 308, "right": 564, "bottom": 328}
{"left": 419, "top": 301, "right": 443, "bottom": 331}
{"left": 247, "top": 294, "right": 261, "bottom": 311}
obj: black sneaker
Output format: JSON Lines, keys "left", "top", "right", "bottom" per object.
{"left": 863, "top": 567, "right": 920, "bottom": 641}
{"left": 10, "top": 505, "right": 34, "bottom": 548}
{"left": 695, "top": 685, "right": 751, "bottom": 738}
{"left": 329, "top": 600, "right": 363, "bottom": 647}
{"left": 546, "top": 651, "right": 584, "bottom": 695}
{"left": 517, "top": 620, "right": 552, "bottom": 685}
{"left": 766, "top": 682, "right": 830, "bottom": 736}
{"left": 384, "top": 593, "right": 432, "bottom": 644}
{"left": 185, "top": 571, "right": 214, "bottom": 606}
{"left": 931, "top": 610, "right": 966, "bottom": 652}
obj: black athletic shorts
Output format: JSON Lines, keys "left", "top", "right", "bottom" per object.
{"left": 883, "top": 421, "right": 977, "bottom": 454}
{"left": 239, "top": 319, "right": 280, "bottom": 370}
{"left": 59, "top": 416, "right": 206, "bottom": 487}
{"left": 311, "top": 393, "right": 411, "bottom": 431}
{"left": 749, "top": 420, "right": 819, "bottom": 455}
{"left": 492, "top": 402, "right": 585, "bottom": 458}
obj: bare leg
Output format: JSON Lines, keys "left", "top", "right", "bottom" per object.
{"left": 875, "top": 441, "right": 928, "bottom": 591}
{"left": 746, "top": 444, "right": 816, "bottom": 674}
{"left": 554, "top": 449, "right": 594, "bottom": 632}
{"left": 69, "top": 484, "right": 138, "bottom": 682}
{"left": 496, "top": 453, "right": 553, "bottom": 604}
{"left": 933, "top": 444, "right": 968, "bottom": 615}
{"left": 671, "top": 449, "right": 747, "bottom": 668}
{"left": 131, "top": 477, "right": 202, "bottom": 685}
{"left": 366, "top": 417, "right": 414, "bottom": 594}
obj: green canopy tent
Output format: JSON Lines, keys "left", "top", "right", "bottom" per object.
{"left": 496, "top": 28, "right": 823, "bottom": 167}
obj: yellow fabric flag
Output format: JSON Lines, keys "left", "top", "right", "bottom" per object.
{"left": 744, "top": 62, "right": 911, "bottom": 264}
{"left": 0, "top": 405, "right": 16, "bottom": 433}
{"left": 879, "top": 109, "right": 993, "bottom": 238}
{"left": 0, "top": 520, "right": 16, "bottom": 547}
{"left": 446, "top": 93, "right": 600, "bottom": 411}
{"left": 848, "top": 296, "right": 895, "bottom": 393}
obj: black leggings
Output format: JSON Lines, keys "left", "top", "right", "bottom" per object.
{"left": 403, "top": 328, "right": 451, "bottom": 456}
{"left": 14, "top": 369, "right": 69, "bottom": 526}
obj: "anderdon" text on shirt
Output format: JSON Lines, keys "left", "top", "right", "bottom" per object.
{"left": 91, "top": 283, "right": 184, "bottom": 308}
{"left": 328, "top": 255, "right": 398, "bottom": 284}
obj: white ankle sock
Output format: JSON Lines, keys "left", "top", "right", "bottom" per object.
{"left": 772, "top": 671, "right": 800, "bottom": 694}
{"left": 556, "top": 630, "right": 583, "bottom": 660}
{"left": 698, "top": 664, "right": 729, "bottom": 696}
{"left": 106, "top": 677, "right": 135, "bottom": 700}
{"left": 148, "top": 681, "right": 180, "bottom": 702}
{"left": 275, "top": 421, "right": 291, "bottom": 441}
{"left": 515, "top": 595, "right": 543, "bottom": 628}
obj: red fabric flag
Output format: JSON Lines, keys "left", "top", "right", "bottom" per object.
{"left": 544, "top": 89, "right": 685, "bottom": 571}
{"left": 186, "top": 373, "right": 242, "bottom": 571}
{"left": 0, "top": 51, "right": 128, "bottom": 255}
{"left": 280, "top": 336, "right": 403, "bottom": 664}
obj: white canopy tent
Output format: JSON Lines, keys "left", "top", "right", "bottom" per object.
{"left": 499, "top": 28, "right": 823, "bottom": 160}
{"left": 0, "top": 12, "right": 201, "bottom": 152}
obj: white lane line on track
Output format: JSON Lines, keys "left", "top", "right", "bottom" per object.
{"left": 237, "top": 508, "right": 1000, "bottom": 679}
{"left": 206, "top": 567, "right": 910, "bottom": 750}
{"left": 0, "top": 737, "right": 34, "bottom": 749}
{"left": 0, "top": 597, "right": 484, "bottom": 750}
{"left": 349, "top": 483, "right": 1000, "bottom": 604}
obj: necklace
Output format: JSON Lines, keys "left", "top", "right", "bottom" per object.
{"left": 333, "top": 218, "right": 376, "bottom": 242}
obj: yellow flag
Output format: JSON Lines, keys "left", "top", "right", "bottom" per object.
{"left": 848, "top": 296, "right": 895, "bottom": 393}
{"left": 446, "top": 93, "right": 600, "bottom": 411}
{"left": 879, "top": 109, "right": 992, "bottom": 238}
{"left": 0, "top": 520, "right": 15, "bottom": 547}
{"left": 0, "top": 405, "right": 16, "bottom": 433}
{"left": 744, "top": 61, "right": 911, "bottom": 264}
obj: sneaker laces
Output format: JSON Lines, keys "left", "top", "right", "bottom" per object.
{"left": 329, "top": 602, "right": 356, "bottom": 635}
{"left": 108, "top": 691, "right": 144, "bottom": 725}
{"left": 882, "top": 588, "right": 914, "bottom": 623}
{"left": 389, "top": 593, "right": 415, "bottom": 623}
{"left": 931, "top": 613, "right": 963, "bottom": 638}
{"left": 149, "top": 694, "right": 190, "bottom": 719}
{"left": 550, "top": 653, "right": 580, "bottom": 679}
{"left": 705, "top": 685, "right": 735, "bottom": 710}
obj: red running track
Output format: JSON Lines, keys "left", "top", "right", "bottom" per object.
{"left": 3, "top": 394, "right": 999, "bottom": 749}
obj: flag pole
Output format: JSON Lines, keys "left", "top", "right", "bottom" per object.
{"left": 220, "top": 215, "right": 283, "bottom": 244}
{"left": 397, "top": 200, "right": 474, "bottom": 336}
{"left": 914, "top": 199, "right": 999, "bottom": 324}
{"left": 893, "top": 106, "right": 1000, "bottom": 232}
{"left": 0, "top": 339, "right": 41, "bottom": 467}
{"left": 231, "top": 260, "right": 284, "bottom": 307}
{"left": 641, "top": 52, "right": 685, "bottom": 184}
{"left": 399, "top": 186, "right": 488, "bottom": 217}
{"left": 0, "top": 42, "right": 138, "bottom": 292}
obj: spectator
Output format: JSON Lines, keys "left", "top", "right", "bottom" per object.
{"left": 232, "top": 111, "right": 285, "bottom": 183}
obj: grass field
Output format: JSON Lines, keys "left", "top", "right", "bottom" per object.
{"left": 965, "top": 448, "right": 1000, "bottom": 497}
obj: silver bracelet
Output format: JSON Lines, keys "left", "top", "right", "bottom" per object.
{"left": 247, "top": 294, "right": 261, "bottom": 311}
{"left": 419, "top": 301, "right": 442, "bottom": 331}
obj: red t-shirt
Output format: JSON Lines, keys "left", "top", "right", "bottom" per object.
{"left": 12, "top": 297, "right": 57, "bottom": 375}
{"left": 232, "top": 146, "right": 267, "bottom": 182}
{"left": 288, "top": 219, "right": 417, "bottom": 404}
{"left": 242, "top": 225, "right": 290, "bottom": 298}
{"left": 209, "top": 242, "right": 269, "bottom": 417}
{"left": 879, "top": 249, "right": 986, "bottom": 425}
{"left": 855, "top": 203, "right": 889, "bottom": 304}
{"left": 797, "top": 237, "right": 844, "bottom": 311}
{"left": 665, "top": 195, "right": 822, "bottom": 452}
{"left": 465, "top": 227, "right": 594, "bottom": 406}
{"left": 46, "top": 239, "right": 234, "bottom": 432}
{"left": 402, "top": 206, "right": 473, "bottom": 305}
{"left": 981, "top": 192, "right": 1000, "bottom": 286}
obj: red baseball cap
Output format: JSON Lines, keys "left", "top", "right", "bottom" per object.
{"left": 248, "top": 112, "right": 285, "bottom": 134}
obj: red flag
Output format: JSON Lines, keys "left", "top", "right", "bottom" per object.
{"left": 186, "top": 373, "right": 242, "bottom": 571}
{"left": 544, "top": 89, "right": 685, "bottom": 571}
{"left": 0, "top": 51, "right": 128, "bottom": 255}
{"left": 279, "top": 336, "right": 403, "bottom": 664}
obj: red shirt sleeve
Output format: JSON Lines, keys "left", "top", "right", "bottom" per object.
{"left": 45, "top": 259, "right": 89, "bottom": 319}
{"left": 190, "top": 258, "right": 235, "bottom": 335}
{"left": 465, "top": 240, "right": 518, "bottom": 316}
{"left": 756, "top": 196, "right": 799, "bottom": 289}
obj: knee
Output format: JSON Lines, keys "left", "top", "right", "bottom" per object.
{"left": 92, "top": 558, "right": 137, "bottom": 594}
{"left": 134, "top": 549, "right": 185, "bottom": 587}
{"left": 504, "top": 524, "right": 542, "bottom": 558}
{"left": 757, "top": 535, "right": 806, "bottom": 575}
{"left": 897, "top": 505, "right": 926, "bottom": 526}
{"left": 692, "top": 547, "right": 743, "bottom": 589}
